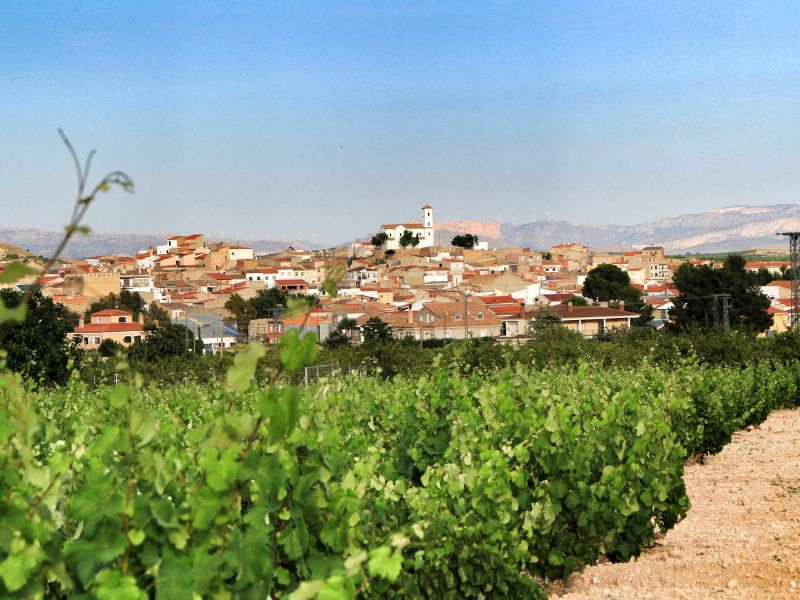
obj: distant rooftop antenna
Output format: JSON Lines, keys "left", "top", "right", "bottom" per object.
{"left": 548, "top": 212, "right": 551, "bottom": 223}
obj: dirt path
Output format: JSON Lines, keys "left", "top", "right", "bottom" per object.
{"left": 549, "top": 409, "right": 800, "bottom": 600}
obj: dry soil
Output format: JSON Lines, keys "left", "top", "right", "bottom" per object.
{"left": 549, "top": 408, "right": 800, "bottom": 600}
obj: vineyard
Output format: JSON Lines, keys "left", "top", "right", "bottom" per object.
{"left": 1, "top": 342, "right": 798, "bottom": 599}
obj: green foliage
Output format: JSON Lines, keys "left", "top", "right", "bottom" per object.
{"left": 583, "top": 264, "right": 651, "bottom": 325}
{"left": 362, "top": 317, "right": 393, "bottom": 345}
{"left": 85, "top": 290, "right": 147, "bottom": 323}
{"left": 98, "top": 338, "right": 124, "bottom": 358}
{"left": 527, "top": 304, "right": 563, "bottom": 338}
{"left": 2, "top": 317, "right": 800, "bottom": 597}
{"left": 450, "top": 233, "right": 479, "bottom": 249}
{"left": 0, "top": 289, "right": 80, "bottom": 384}
{"left": 398, "top": 230, "right": 420, "bottom": 249}
{"left": 224, "top": 292, "right": 257, "bottom": 334}
{"left": 323, "top": 330, "right": 351, "bottom": 349}
{"left": 583, "top": 264, "right": 639, "bottom": 303}
{"left": 128, "top": 324, "right": 200, "bottom": 363}
{"left": 0, "top": 262, "right": 37, "bottom": 284}
{"left": 670, "top": 255, "right": 773, "bottom": 333}
{"left": 370, "top": 232, "right": 388, "bottom": 248}
{"left": 145, "top": 301, "right": 171, "bottom": 328}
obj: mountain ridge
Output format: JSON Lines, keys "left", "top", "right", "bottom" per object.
{"left": 436, "top": 204, "right": 800, "bottom": 253}
{"left": 0, "top": 227, "right": 322, "bottom": 259}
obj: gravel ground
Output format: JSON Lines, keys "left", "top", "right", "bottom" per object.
{"left": 549, "top": 408, "right": 800, "bottom": 600}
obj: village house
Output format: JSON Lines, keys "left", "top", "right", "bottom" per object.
{"left": 70, "top": 309, "right": 145, "bottom": 350}
{"left": 528, "top": 304, "right": 639, "bottom": 338}
{"left": 762, "top": 280, "right": 792, "bottom": 300}
{"left": 747, "top": 261, "right": 790, "bottom": 276}
{"left": 347, "top": 266, "right": 381, "bottom": 287}
{"left": 358, "top": 300, "right": 503, "bottom": 341}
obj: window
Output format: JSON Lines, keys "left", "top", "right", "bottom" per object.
{"left": 424, "top": 331, "right": 431, "bottom": 340}
{"left": 445, "top": 330, "right": 452, "bottom": 339}
{"left": 118, "top": 316, "right": 127, "bottom": 323}
{"left": 123, "top": 336, "right": 132, "bottom": 343}
{"left": 454, "top": 313, "right": 462, "bottom": 321}
{"left": 134, "top": 336, "right": 142, "bottom": 342}
{"left": 480, "top": 329, "right": 487, "bottom": 337}
{"left": 476, "top": 312, "right": 484, "bottom": 320}
{"left": 93, "top": 337, "right": 101, "bottom": 344}
{"left": 83, "top": 337, "right": 89, "bottom": 344}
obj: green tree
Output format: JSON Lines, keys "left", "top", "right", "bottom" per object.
{"left": 128, "top": 323, "right": 201, "bottom": 362}
{"left": 527, "top": 305, "right": 562, "bottom": 338}
{"left": 0, "top": 289, "right": 80, "bottom": 384}
{"left": 582, "top": 264, "right": 651, "bottom": 325}
{"left": 371, "top": 232, "right": 389, "bottom": 247}
{"left": 337, "top": 316, "right": 358, "bottom": 332}
{"left": 146, "top": 301, "right": 171, "bottom": 328}
{"left": 563, "top": 295, "right": 588, "bottom": 306}
{"left": 670, "top": 254, "right": 773, "bottom": 333}
{"left": 754, "top": 267, "right": 774, "bottom": 286}
{"left": 97, "top": 338, "right": 123, "bottom": 357}
{"left": 398, "top": 230, "right": 420, "bottom": 248}
{"left": 85, "top": 289, "right": 145, "bottom": 319}
{"left": 323, "top": 329, "right": 351, "bottom": 349}
{"left": 542, "top": 252, "right": 553, "bottom": 261}
{"left": 224, "top": 293, "right": 257, "bottom": 335}
{"left": 251, "top": 287, "right": 287, "bottom": 317}
{"left": 451, "top": 233, "right": 479, "bottom": 249}
{"left": 362, "top": 316, "right": 393, "bottom": 344}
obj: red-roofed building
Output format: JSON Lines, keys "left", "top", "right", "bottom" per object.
{"left": 69, "top": 309, "right": 146, "bottom": 350}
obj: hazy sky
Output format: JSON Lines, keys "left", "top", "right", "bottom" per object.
{"left": 2, "top": 1, "right": 800, "bottom": 244}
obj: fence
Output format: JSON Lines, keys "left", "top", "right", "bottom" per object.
{"left": 303, "top": 363, "right": 357, "bottom": 387}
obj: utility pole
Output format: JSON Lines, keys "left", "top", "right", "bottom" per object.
{"left": 712, "top": 294, "right": 731, "bottom": 332}
{"left": 779, "top": 232, "right": 800, "bottom": 331}
{"left": 464, "top": 291, "right": 468, "bottom": 340}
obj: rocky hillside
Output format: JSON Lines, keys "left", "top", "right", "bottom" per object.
{"left": 436, "top": 204, "right": 800, "bottom": 253}
{"left": 0, "top": 227, "right": 322, "bottom": 259}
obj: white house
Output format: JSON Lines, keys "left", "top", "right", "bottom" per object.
{"left": 347, "top": 266, "right": 380, "bottom": 286}
{"left": 380, "top": 205, "right": 435, "bottom": 250}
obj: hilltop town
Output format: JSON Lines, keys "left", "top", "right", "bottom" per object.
{"left": 0, "top": 203, "right": 794, "bottom": 354}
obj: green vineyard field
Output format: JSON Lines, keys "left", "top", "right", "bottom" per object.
{"left": 1, "top": 347, "right": 798, "bottom": 598}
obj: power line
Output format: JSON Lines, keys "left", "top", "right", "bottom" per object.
{"left": 778, "top": 232, "right": 800, "bottom": 331}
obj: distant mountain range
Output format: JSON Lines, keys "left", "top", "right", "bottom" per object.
{"left": 437, "top": 204, "right": 800, "bottom": 253}
{"left": 3, "top": 204, "right": 799, "bottom": 259}
{"left": 0, "top": 227, "right": 322, "bottom": 259}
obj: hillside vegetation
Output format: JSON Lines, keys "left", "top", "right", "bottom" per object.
{"left": 1, "top": 350, "right": 798, "bottom": 598}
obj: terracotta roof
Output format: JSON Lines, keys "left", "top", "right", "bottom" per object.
{"left": 276, "top": 278, "right": 308, "bottom": 286}
{"left": 542, "top": 305, "right": 639, "bottom": 320}
{"left": 74, "top": 322, "right": 144, "bottom": 333}
{"left": 487, "top": 305, "right": 526, "bottom": 316}
{"left": 748, "top": 261, "right": 790, "bottom": 268}
{"left": 422, "top": 204, "right": 433, "bottom": 209}
{"left": 206, "top": 272, "right": 244, "bottom": 281}
{"left": 381, "top": 222, "right": 424, "bottom": 229}
{"left": 478, "top": 295, "right": 518, "bottom": 305}
{"left": 91, "top": 309, "right": 131, "bottom": 317}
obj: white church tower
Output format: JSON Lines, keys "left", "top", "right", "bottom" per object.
{"left": 422, "top": 204, "right": 434, "bottom": 246}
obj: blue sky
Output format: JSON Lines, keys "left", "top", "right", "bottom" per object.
{"left": 2, "top": 1, "right": 800, "bottom": 244}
